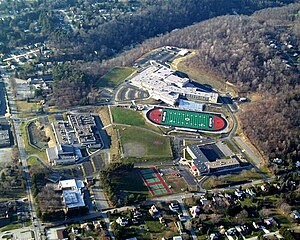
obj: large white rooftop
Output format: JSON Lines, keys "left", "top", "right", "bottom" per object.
{"left": 59, "top": 179, "right": 84, "bottom": 190}
{"left": 130, "top": 65, "right": 218, "bottom": 105}
{"left": 63, "top": 190, "right": 85, "bottom": 209}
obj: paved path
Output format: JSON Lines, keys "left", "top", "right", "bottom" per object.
{"left": 234, "top": 136, "right": 263, "bottom": 167}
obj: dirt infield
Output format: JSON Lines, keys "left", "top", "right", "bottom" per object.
{"left": 123, "top": 142, "right": 146, "bottom": 157}
{"left": 139, "top": 167, "right": 171, "bottom": 196}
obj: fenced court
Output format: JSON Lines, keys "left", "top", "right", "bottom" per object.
{"left": 140, "top": 168, "right": 171, "bottom": 196}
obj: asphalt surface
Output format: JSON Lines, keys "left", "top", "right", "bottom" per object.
{"left": 178, "top": 165, "right": 198, "bottom": 187}
{"left": 234, "top": 136, "right": 262, "bottom": 167}
{"left": 114, "top": 82, "right": 149, "bottom": 102}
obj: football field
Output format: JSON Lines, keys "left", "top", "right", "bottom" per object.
{"left": 161, "top": 108, "right": 213, "bottom": 130}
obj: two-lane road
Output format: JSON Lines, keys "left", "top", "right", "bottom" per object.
{"left": 2, "top": 76, "right": 43, "bottom": 239}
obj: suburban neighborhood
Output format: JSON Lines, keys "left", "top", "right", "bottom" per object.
{"left": 0, "top": 1, "right": 299, "bottom": 240}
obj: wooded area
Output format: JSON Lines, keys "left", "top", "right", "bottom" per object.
{"left": 86, "top": 3, "right": 300, "bottom": 165}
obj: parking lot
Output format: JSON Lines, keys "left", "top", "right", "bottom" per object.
{"left": 0, "top": 227, "right": 33, "bottom": 240}
{"left": 114, "top": 83, "right": 149, "bottom": 102}
{"left": 91, "top": 180, "right": 109, "bottom": 211}
{"left": 135, "top": 47, "right": 181, "bottom": 68}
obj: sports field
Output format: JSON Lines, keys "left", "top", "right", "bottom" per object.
{"left": 147, "top": 108, "right": 226, "bottom": 131}
{"left": 140, "top": 168, "right": 171, "bottom": 196}
{"left": 163, "top": 108, "right": 213, "bottom": 130}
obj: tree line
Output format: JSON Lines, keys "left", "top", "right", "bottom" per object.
{"left": 83, "top": 2, "right": 300, "bottom": 165}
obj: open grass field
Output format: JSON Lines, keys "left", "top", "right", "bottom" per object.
{"left": 176, "top": 60, "right": 237, "bottom": 96}
{"left": 118, "top": 126, "right": 172, "bottom": 160}
{"left": 111, "top": 107, "right": 145, "bottom": 126}
{"left": 202, "top": 169, "right": 262, "bottom": 190}
{"left": 27, "top": 156, "right": 44, "bottom": 169}
{"left": 15, "top": 100, "right": 38, "bottom": 118}
{"left": 15, "top": 100, "right": 38, "bottom": 112}
{"left": 20, "top": 121, "right": 47, "bottom": 161}
{"left": 96, "top": 67, "right": 136, "bottom": 88}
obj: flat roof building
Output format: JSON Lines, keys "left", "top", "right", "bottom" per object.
{"left": 46, "top": 144, "right": 81, "bottom": 166}
{"left": 130, "top": 65, "right": 218, "bottom": 106}
{"left": 52, "top": 114, "right": 99, "bottom": 148}
{"left": 0, "top": 129, "right": 10, "bottom": 147}
{"left": 187, "top": 144, "right": 240, "bottom": 176}
{"left": 58, "top": 179, "right": 85, "bottom": 212}
{"left": 178, "top": 99, "right": 204, "bottom": 112}
{"left": 47, "top": 113, "right": 102, "bottom": 165}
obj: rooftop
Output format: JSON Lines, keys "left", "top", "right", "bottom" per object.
{"left": 59, "top": 179, "right": 84, "bottom": 190}
{"left": 63, "top": 190, "right": 85, "bottom": 209}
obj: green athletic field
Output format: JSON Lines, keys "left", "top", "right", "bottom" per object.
{"left": 160, "top": 109, "right": 214, "bottom": 130}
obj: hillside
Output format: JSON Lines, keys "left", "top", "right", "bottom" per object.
{"left": 90, "top": 3, "right": 300, "bottom": 167}
{"left": 49, "top": 0, "right": 296, "bottom": 60}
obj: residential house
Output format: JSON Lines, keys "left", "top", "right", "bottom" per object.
{"left": 189, "top": 205, "right": 200, "bottom": 218}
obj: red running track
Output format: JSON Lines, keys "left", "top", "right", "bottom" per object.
{"left": 214, "top": 115, "right": 225, "bottom": 131}
{"left": 148, "top": 108, "right": 162, "bottom": 124}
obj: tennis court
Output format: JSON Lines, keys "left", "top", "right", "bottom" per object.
{"left": 140, "top": 169, "right": 154, "bottom": 174}
{"left": 149, "top": 184, "right": 165, "bottom": 189}
{"left": 153, "top": 189, "right": 168, "bottom": 195}
{"left": 143, "top": 173, "right": 158, "bottom": 179}
{"left": 146, "top": 178, "right": 160, "bottom": 184}
{"left": 139, "top": 167, "right": 171, "bottom": 196}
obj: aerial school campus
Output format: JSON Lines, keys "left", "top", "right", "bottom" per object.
{"left": 2, "top": 45, "right": 295, "bottom": 240}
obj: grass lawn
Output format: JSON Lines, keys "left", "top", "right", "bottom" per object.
{"left": 111, "top": 107, "right": 162, "bottom": 132}
{"left": 223, "top": 140, "right": 238, "bottom": 152}
{"left": 202, "top": 169, "right": 262, "bottom": 190}
{"left": 15, "top": 100, "right": 38, "bottom": 112}
{"left": 0, "top": 223, "right": 23, "bottom": 232}
{"left": 112, "top": 107, "right": 145, "bottom": 126}
{"left": 20, "top": 121, "right": 47, "bottom": 161}
{"left": 96, "top": 67, "right": 136, "bottom": 88}
{"left": 98, "top": 106, "right": 112, "bottom": 126}
{"left": 15, "top": 100, "right": 39, "bottom": 118}
{"left": 119, "top": 126, "right": 172, "bottom": 160}
{"left": 27, "top": 156, "right": 44, "bottom": 169}
{"left": 176, "top": 60, "right": 237, "bottom": 96}
{"left": 184, "top": 149, "right": 193, "bottom": 160}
